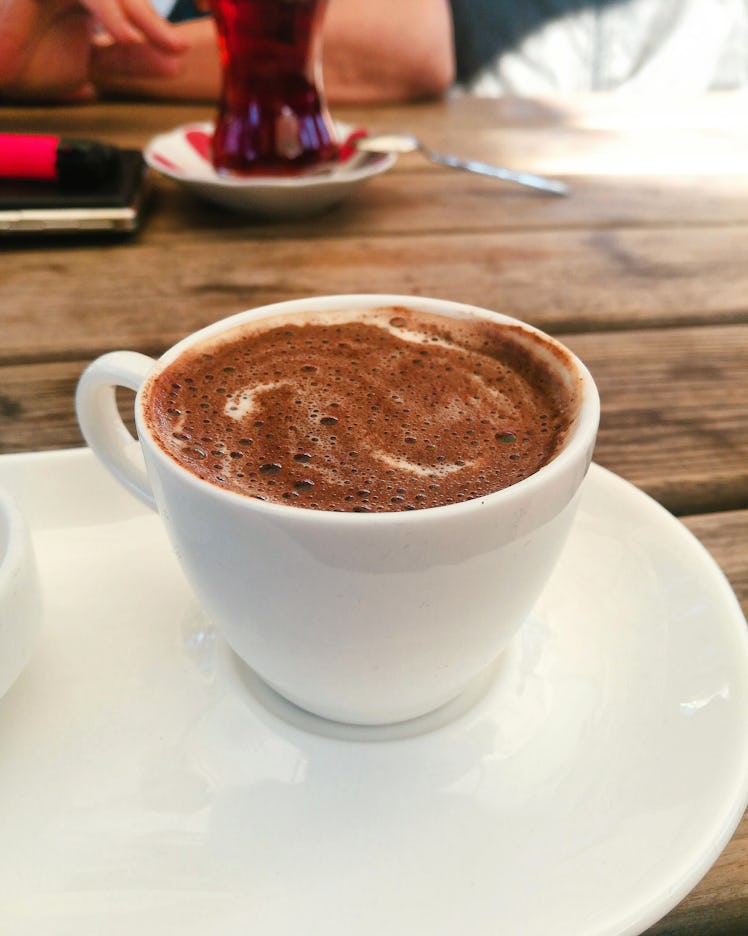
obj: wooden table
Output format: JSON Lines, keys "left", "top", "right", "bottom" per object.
{"left": 1, "top": 92, "right": 746, "bottom": 934}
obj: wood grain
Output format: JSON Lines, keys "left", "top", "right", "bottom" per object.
{"left": 4, "top": 223, "right": 748, "bottom": 367}
{"left": 566, "top": 324, "right": 748, "bottom": 514}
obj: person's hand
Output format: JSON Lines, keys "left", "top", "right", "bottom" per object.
{"left": 91, "top": 16, "right": 221, "bottom": 101}
{"left": 0, "top": 0, "right": 189, "bottom": 101}
{"left": 84, "top": 0, "right": 188, "bottom": 47}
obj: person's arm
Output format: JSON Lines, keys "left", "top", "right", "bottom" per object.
{"left": 93, "top": 0, "right": 455, "bottom": 103}
{"left": 323, "top": 0, "right": 455, "bottom": 103}
{"left": 0, "top": 0, "right": 97, "bottom": 101}
{"left": 0, "top": 0, "right": 186, "bottom": 101}
{"left": 91, "top": 15, "right": 217, "bottom": 99}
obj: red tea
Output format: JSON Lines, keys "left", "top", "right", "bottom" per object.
{"left": 209, "top": 0, "right": 338, "bottom": 176}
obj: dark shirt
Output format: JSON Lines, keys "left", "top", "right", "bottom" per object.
{"left": 448, "top": 0, "right": 628, "bottom": 82}
{"left": 168, "top": 0, "right": 209, "bottom": 22}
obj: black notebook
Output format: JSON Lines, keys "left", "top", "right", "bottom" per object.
{"left": 0, "top": 149, "right": 149, "bottom": 236}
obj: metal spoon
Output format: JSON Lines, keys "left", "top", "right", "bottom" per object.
{"left": 355, "top": 132, "right": 569, "bottom": 196}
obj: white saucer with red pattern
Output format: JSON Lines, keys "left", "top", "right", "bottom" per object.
{"left": 144, "top": 121, "right": 395, "bottom": 219}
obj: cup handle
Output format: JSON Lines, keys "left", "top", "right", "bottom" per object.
{"left": 75, "top": 351, "right": 156, "bottom": 510}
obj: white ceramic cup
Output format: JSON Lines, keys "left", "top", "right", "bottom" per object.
{"left": 0, "top": 487, "right": 42, "bottom": 701}
{"left": 75, "top": 295, "right": 599, "bottom": 725}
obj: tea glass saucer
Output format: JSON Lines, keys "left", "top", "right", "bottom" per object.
{"left": 0, "top": 448, "right": 746, "bottom": 936}
{"left": 143, "top": 122, "right": 395, "bottom": 219}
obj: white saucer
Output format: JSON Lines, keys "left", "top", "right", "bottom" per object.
{"left": 0, "top": 448, "right": 746, "bottom": 936}
{"left": 144, "top": 122, "right": 395, "bottom": 218}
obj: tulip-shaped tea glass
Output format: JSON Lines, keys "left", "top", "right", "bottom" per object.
{"left": 209, "top": 0, "right": 338, "bottom": 175}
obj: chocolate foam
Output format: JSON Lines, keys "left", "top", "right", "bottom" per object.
{"left": 144, "top": 306, "right": 580, "bottom": 511}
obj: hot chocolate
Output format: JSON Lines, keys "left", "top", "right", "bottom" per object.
{"left": 143, "top": 306, "right": 580, "bottom": 512}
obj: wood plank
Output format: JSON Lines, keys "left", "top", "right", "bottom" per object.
{"left": 0, "top": 101, "right": 213, "bottom": 153}
{"left": 565, "top": 324, "right": 748, "bottom": 515}
{"left": 117, "top": 170, "right": 748, "bottom": 240}
{"left": 4, "top": 226, "right": 748, "bottom": 365}
{"left": 4, "top": 92, "right": 745, "bottom": 132}
{"left": 2, "top": 323, "right": 746, "bottom": 517}
{"left": 357, "top": 93, "right": 748, "bottom": 177}
{"left": 0, "top": 362, "right": 91, "bottom": 453}
{"left": 7, "top": 94, "right": 748, "bottom": 177}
